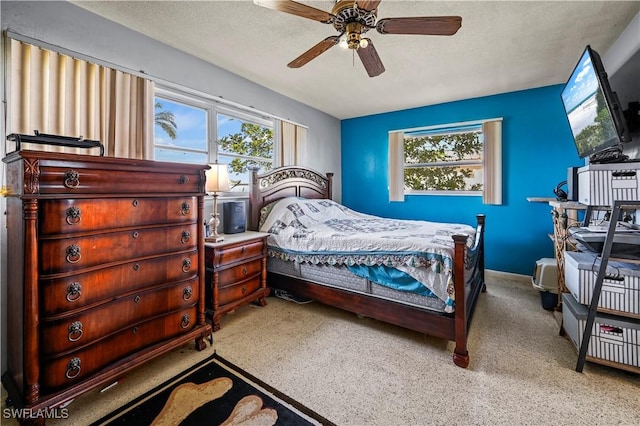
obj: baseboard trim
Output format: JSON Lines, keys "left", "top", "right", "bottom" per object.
{"left": 486, "top": 269, "right": 531, "bottom": 285}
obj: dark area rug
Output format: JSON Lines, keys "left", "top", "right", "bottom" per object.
{"left": 91, "top": 352, "right": 334, "bottom": 425}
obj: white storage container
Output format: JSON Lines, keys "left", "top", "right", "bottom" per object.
{"left": 565, "top": 251, "right": 640, "bottom": 317}
{"left": 562, "top": 293, "right": 639, "bottom": 369}
{"left": 577, "top": 163, "right": 640, "bottom": 206}
{"left": 531, "top": 258, "right": 558, "bottom": 310}
{"left": 531, "top": 258, "right": 558, "bottom": 292}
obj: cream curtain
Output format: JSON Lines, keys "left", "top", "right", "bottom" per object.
{"left": 276, "top": 120, "right": 307, "bottom": 167}
{"left": 7, "top": 38, "right": 154, "bottom": 158}
{"left": 482, "top": 119, "right": 503, "bottom": 205}
{"left": 388, "top": 130, "right": 405, "bottom": 202}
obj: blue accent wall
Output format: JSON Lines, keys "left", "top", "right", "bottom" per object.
{"left": 341, "top": 85, "right": 582, "bottom": 275}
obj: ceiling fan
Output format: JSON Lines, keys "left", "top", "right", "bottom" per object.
{"left": 253, "top": 0, "right": 462, "bottom": 78}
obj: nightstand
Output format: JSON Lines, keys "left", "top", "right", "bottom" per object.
{"left": 204, "top": 231, "right": 270, "bottom": 331}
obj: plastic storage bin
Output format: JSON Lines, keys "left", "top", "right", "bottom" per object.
{"left": 531, "top": 258, "right": 558, "bottom": 310}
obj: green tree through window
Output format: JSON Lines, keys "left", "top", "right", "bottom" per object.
{"left": 404, "top": 129, "right": 483, "bottom": 192}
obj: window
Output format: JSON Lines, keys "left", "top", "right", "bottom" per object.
{"left": 404, "top": 124, "right": 483, "bottom": 194}
{"left": 389, "top": 119, "right": 502, "bottom": 204}
{"left": 153, "top": 88, "right": 275, "bottom": 192}
{"left": 217, "top": 108, "right": 274, "bottom": 193}
{"left": 154, "top": 96, "right": 209, "bottom": 164}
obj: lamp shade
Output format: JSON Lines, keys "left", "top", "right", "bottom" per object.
{"left": 205, "top": 163, "right": 230, "bottom": 193}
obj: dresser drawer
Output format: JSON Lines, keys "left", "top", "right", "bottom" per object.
{"left": 39, "top": 223, "right": 198, "bottom": 274}
{"left": 39, "top": 197, "right": 198, "bottom": 235}
{"left": 207, "top": 239, "right": 265, "bottom": 269}
{"left": 40, "top": 251, "right": 198, "bottom": 315}
{"left": 36, "top": 164, "right": 201, "bottom": 195}
{"left": 217, "top": 259, "right": 263, "bottom": 289}
{"left": 217, "top": 276, "right": 261, "bottom": 306}
{"left": 41, "top": 278, "right": 199, "bottom": 356}
{"left": 40, "top": 306, "right": 198, "bottom": 391}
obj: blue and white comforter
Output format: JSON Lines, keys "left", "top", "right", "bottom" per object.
{"left": 259, "top": 197, "right": 475, "bottom": 311}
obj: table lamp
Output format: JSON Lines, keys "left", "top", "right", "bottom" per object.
{"left": 205, "top": 162, "right": 230, "bottom": 242}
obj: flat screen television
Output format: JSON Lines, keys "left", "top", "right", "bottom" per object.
{"left": 560, "top": 45, "right": 631, "bottom": 161}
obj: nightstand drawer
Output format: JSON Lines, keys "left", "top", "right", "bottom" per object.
{"left": 217, "top": 276, "right": 261, "bottom": 306}
{"left": 208, "top": 239, "right": 265, "bottom": 269}
{"left": 217, "top": 259, "right": 263, "bottom": 289}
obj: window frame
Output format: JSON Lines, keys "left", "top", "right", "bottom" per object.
{"left": 389, "top": 118, "right": 502, "bottom": 204}
{"left": 153, "top": 86, "right": 276, "bottom": 193}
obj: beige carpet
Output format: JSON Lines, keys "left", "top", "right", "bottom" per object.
{"left": 2, "top": 276, "right": 639, "bottom": 425}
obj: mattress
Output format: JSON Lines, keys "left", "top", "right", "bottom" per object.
{"left": 267, "top": 257, "right": 449, "bottom": 313}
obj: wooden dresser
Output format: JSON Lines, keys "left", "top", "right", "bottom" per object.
{"left": 2, "top": 150, "right": 212, "bottom": 419}
{"left": 205, "top": 231, "right": 270, "bottom": 331}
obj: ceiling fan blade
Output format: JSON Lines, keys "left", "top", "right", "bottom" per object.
{"left": 288, "top": 36, "right": 340, "bottom": 68}
{"left": 376, "top": 16, "right": 462, "bottom": 35}
{"left": 356, "top": 0, "right": 382, "bottom": 12}
{"left": 357, "top": 40, "right": 385, "bottom": 77}
{"left": 253, "top": 0, "right": 334, "bottom": 24}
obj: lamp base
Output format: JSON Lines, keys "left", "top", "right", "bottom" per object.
{"left": 205, "top": 235, "right": 225, "bottom": 243}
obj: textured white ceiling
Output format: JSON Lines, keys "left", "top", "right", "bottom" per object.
{"left": 72, "top": 1, "right": 640, "bottom": 119}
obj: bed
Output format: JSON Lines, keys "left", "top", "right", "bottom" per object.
{"left": 249, "top": 166, "right": 486, "bottom": 368}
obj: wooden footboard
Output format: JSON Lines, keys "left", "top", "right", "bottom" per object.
{"left": 452, "top": 214, "right": 486, "bottom": 368}
{"left": 250, "top": 166, "right": 486, "bottom": 368}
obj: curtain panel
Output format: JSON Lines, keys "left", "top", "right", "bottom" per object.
{"left": 6, "top": 38, "right": 154, "bottom": 159}
{"left": 276, "top": 120, "right": 307, "bottom": 167}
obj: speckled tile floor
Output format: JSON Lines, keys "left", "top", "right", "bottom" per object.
{"left": 3, "top": 276, "right": 639, "bottom": 425}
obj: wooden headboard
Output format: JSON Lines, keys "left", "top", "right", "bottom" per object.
{"left": 249, "top": 166, "right": 334, "bottom": 231}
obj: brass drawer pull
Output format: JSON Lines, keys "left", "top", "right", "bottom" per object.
{"left": 132, "top": 326, "right": 139, "bottom": 334}
{"left": 181, "top": 314, "right": 190, "bottom": 329}
{"left": 242, "top": 286, "right": 247, "bottom": 294}
{"left": 179, "top": 175, "right": 189, "bottom": 184}
{"left": 63, "top": 170, "right": 80, "bottom": 188}
{"left": 181, "top": 202, "right": 191, "bottom": 216}
{"left": 66, "top": 244, "right": 81, "bottom": 264}
{"left": 241, "top": 246, "right": 247, "bottom": 254}
{"left": 65, "top": 357, "right": 81, "bottom": 379}
{"left": 66, "top": 282, "right": 82, "bottom": 302}
{"left": 183, "top": 285, "right": 193, "bottom": 300}
{"left": 65, "top": 206, "right": 81, "bottom": 225}
{"left": 182, "top": 258, "right": 192, "bottom": 273}
{"left": 132, "top": 231, "right": 140, "bottom": 239}
{"left": 242, "top": 266, "right": 248, "bottom": 276}
{"left": 134, "top": 295, "right": 141, "bottom": 303}
{"left": 181, "top": 230, "right": 191, "bottom": 244}
{"left": 68, "top": 321, "right": 83, "bottom": 342}
{"left": 133, "top": 263, "right": 140, "bottom": 271}
{"left": 132, "top": 199, "right": 138, "bottom": 207}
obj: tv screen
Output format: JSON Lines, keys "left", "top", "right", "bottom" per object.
{"left": 561, "top": 45, "right": 629, "bottom": 159}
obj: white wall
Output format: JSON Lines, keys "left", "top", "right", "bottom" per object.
{"left": 0, "top": 0, "right": 341, "bottom": 373}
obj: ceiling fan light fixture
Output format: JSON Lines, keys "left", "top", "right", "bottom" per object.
{"left": 254, "top": 0, "right": 462, "bottom": 78}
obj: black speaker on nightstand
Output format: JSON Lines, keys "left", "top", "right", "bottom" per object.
{"left": 223, "top": 201, "right": 246, "bottom": 234}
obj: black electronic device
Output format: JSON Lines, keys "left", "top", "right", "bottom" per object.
{"left": 566, "top": 166, "right": 579, "bottom": 201}
{"left": 560, "top": 45, "right": 632, "bottom": 162}
{"left": 223, "top": 201, "right": 246, "bottom": 234}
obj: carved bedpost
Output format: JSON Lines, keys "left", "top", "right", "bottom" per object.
{"left": 476, "top": 214, "right": 486, "bottom": 292}
{"left": 326, "top": 172, "right": 334, "bottom": 200}
{"left": 452, "top": 233, "right": 469, "bottom": 368}
{"left": 249, "top": 167, "right": 260, "bottom": 231}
